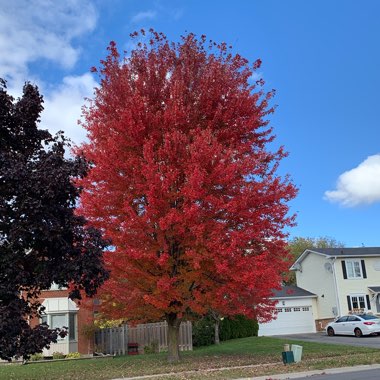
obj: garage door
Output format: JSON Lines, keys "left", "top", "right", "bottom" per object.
{"left": 259, "top": 305, "right": 316, "bottom": 336}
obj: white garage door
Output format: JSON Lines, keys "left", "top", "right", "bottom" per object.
{"left": 259, "top": 305, "right": 316, "bottom": 336}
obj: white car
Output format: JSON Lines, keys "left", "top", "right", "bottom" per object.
{"left": 326, "top": 314, "right": 380, "bottom": 337}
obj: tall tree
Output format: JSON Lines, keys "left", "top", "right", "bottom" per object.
{"left": 0, "top": 79, "right": 109, "bottom": 361}
{"left": 79, "top": 30, "right": 297, "bottom": 362}
{"left": 285, "top": 236, "right": 345, "bottom": 284}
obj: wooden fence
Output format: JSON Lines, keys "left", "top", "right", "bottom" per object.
{"left": 94, "top": 321, "right": 192, "bottom": 355}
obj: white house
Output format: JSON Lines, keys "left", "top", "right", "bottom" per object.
{"left": 290, "top": 247, "right": 380, "bottom": 330}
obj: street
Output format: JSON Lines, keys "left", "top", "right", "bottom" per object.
{"left": 249, "top": 364, "right": 380, "bottom": 380}
{"left": 273, "top": 332, "right": 380, "bottom": 349}
{"left": 295, "top": 367, "right": 380, "bottom": 380}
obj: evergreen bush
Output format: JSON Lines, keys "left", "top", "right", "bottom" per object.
{"left": 192, "top": 317, "right": 214, "bottom": 347}
{"left": 192, "top": 315, "right": 258, "bottom": 347}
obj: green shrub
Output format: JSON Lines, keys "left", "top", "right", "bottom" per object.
{"left": 144, "top": 340, "right": 159, "bottom": 354}
{"left": 220, "top": 315, "right": 258, "bottom": 341}
{"left": 52, "top": 352, "right": 66, "bottom": 359}
{"left": 192, "top": 316, "right": 214, "bottom": 347}
{"left": 29, "top": 353, "right": 44, "bottom": 361}
{"left": 66, "top": 352, "right": 81, "bottom": 359}
{"left": 193, "top": 314, "right": 259, "bottom": 347}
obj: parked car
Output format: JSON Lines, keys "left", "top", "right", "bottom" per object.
{"left": 326, "top": 314, "right": 380, "bottom": 337}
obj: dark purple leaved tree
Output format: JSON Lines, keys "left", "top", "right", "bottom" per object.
{"left": 0, "top": 79, "right": 109, "bottom": 361}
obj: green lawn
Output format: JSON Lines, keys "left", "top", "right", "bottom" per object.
{"left": 1, "top": 336, "right": 380, "bottom": 380}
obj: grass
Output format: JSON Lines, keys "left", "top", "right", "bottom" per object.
{"left": 1, "top": 336, "right": 380, "bottom": 380}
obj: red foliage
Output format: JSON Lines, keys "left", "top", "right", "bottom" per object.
{"left": 78, "top": 30, "right": 297, "bottom": 325}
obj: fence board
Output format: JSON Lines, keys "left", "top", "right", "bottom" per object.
{"left": 95, "top": 321, "right": 192, "bottom": 355}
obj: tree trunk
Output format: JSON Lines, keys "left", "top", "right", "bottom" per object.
{"left": 166, "top": 313, "right": 181, "bottom": 363}
{"left": 214, "top": 318, "right": 220, "bottom": 345}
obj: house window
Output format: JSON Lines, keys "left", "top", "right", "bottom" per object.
{"left": 40, "top": 313, "right": 77, "bottom": 341}
{"left": 346, "top": 261, "right": 362, "bottom": 278}
{"left": 50, "top": 314, "right": 66, "bottom": 330}
{"left": 342, "top": 260, "right": 367, "bottom": 279}
{"left": 373, "top": 261, "right": 380, "bottom": 271}
{"left": 49, "top": 282, "right": 67, "bottom": 291}
{"left": 68, "top": 313, "right": 77, "bottom": 341}
{"left": 351, "top": 295, "right": 365, "bottom": 309}
{"left": 302, "top": 307, "right": 310, "bottom": 311}
{"left": 347, "top": 294, "right": 370, "bottom": 312}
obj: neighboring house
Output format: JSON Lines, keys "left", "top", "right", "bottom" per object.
{"left": 29, "top": 285, "right": 96, "bottom": 356}
{"left": 258, "top": 285, "right": 317, "bottom": 336}
{"left": 290, "top": 247, "right": 380, "bottom": 330}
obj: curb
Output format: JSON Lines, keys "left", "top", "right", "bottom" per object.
{"left": 111, "top": 362, "right": 282, "bottom": 380}
{"left": 111, "top": 363, "right": 380, "bottom": 380}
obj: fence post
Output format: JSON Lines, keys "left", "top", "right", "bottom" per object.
{"left": 110, "top": 328, "right": 114, "bottom": 355}
{"left": 121, "top": 324, "right": 125, "bottom": 355}
{"left": 101, "top": 329, "right": 105, "bottom": 353}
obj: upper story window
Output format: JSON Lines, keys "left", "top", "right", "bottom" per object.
{"left": 342, "top": 259, "right": 367, "bottom": 279}
{"left": 346, "top": 260, "right": 362, "bottom": 278}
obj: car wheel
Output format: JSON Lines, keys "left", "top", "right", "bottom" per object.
{"left": 354, "top": 328, "right": 363, "bottom": 338}
{"left": 327, "top": 327, "right": 335, "bottom": 336}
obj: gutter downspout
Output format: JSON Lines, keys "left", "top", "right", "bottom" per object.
{"left": 331, "top": 257, "right": 341, "bottom": 316}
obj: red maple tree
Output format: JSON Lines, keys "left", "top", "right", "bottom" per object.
{"left": 78, "top": 30, "right": 297, "bottom": 362}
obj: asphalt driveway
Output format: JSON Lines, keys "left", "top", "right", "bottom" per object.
{"left": 273, "top": 331, "right": 380, "bottom": 348}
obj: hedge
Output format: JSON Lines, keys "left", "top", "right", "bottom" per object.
{"left": 193, "top": 315, "right": 259, "bottom": 347}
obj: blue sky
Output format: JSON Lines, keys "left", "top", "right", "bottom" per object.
{"left": 2, "top": 0, "right": 380, "bottom": 247}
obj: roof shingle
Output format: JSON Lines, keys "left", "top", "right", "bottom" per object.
{"left": 272, "top": 285, "right": 316, "bottom": 298}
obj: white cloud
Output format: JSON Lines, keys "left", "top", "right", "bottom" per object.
{"left": 248, "top": 72, "right": 263, "bottom": 84}
{"left": 170, "top": 8, "right": 184, "bottom": 21}
{"left": 131, "top": 10, "right": 157, "bottom": 23}
{"left": 324, "top": 154, "right": 380, "bottom": 207}
{"left": 0, "top": 1, "right": 99, "bottom": 147}
{"left": 0, "top": 0, "right": 97, "bottom": 84}
{"left": 40, "top": 73, "right": 98, "bottom": 146}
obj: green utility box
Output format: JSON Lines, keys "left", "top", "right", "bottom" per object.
{"left": 291, "top": 344, "right": 303, "bottom": 363}
{"left": 282, "top": 350, "right": 294, "bottom": 364}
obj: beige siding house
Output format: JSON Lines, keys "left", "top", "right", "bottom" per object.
{"left": 290, "top": 247, "right": 380, "bottom": 330}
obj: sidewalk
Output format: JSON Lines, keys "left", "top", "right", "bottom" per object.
{"left": 238, "top": 363, "right": 380, "bottom": 379}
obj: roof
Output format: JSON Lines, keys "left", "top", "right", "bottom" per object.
{"left": 368, "top": 286, "right": 380, "bottom": 293}
{"left": 271, "top": 285, "right": 317, "bottom": 299}
{"left": 309, "top": 247, "right": 380, "bottom": 257}
{"left": 290, "top": 247, "right": 380, "bottom": 270}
